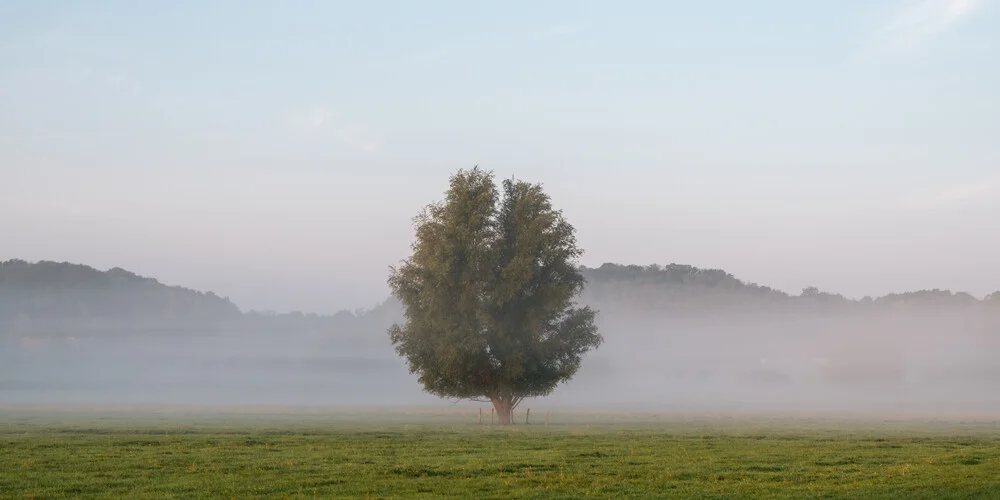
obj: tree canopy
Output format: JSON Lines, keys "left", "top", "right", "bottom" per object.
{"left": 387, "top": 168, "right": 602, "bottom": 423}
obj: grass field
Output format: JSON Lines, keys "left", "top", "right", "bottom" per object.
{"left": 2, "top": 407, "right": 1000, "bottom": 498}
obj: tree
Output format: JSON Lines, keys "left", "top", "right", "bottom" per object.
{"left": 387, "top": 167, "right": 602, "bottom": 424}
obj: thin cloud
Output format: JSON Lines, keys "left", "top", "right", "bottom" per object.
{"left": 70, "top": 65, "right": 141, "bottom": 94}
{"left": 369, "top": 20, "right": 590, "bottom": 69}
{"left": 329, "top": 123, "right": 379, "bottom": 153}
{"left": 283, "top": 108, "right": 379, "bottom": 153}
{"left": 877, "top": 0, "right": 981, "bottom": 48}
{"left": 15, "top": 29, "right": 186, "bottom": 117}
{"left": 65, "top": 62, "right": 186, "bottom": 118}
{"left": 897, "top": 174, "right": 1000, "bottom": 209}
{"left": 286, "top": 108, "right": 332, "bottom": 136}
{"left": 540, "top": 21, "right": 591, "bottom": 39}
{"left": 0, "top": 134, "right": 72, "bottom": 144}
{"left": 1, "top": 133, "right": 71, "bottom": 141}
{"left": 36, "top": 29, "right": 136, "bottom": 61}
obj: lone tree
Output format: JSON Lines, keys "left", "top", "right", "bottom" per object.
{"left": 387, "top": 167, "right": 602, "bottom": 424}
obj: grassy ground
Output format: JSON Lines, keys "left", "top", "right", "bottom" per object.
{"left": 2, "top": 408, "right": 999, "bottom": 498}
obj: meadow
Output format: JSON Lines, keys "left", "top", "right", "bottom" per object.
{"left": 2, "top": 407, "right": 1000, "bottom": 499}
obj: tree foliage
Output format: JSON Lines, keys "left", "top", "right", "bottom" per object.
{"left": 387, "top": 168, "right": 602, "bottom": 423}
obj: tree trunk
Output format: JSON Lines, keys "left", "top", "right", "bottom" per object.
{"left": 491, "top": 397, "right": 513, "bottom": 425}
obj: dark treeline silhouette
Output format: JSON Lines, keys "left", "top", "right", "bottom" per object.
{"left": 582, "top": 263, "right": 998, "bottom": 313}
{"left": 0, "top": 259, "right": 239, "bottom": 320}
{"left": 0, "top": 259, "right": 399, "bottom": 343}
{"left": 3, "top": 260, "right": 997, "bottom": 333}
{"left": 2, "top": 259, "right": 998, "bottom": 349}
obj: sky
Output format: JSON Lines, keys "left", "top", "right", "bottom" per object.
{"left": 2, "top": 0, "right": 999, "bottom": 314}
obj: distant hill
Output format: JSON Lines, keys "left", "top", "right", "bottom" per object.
{"left": 0, "top": 259, "right": 241, "bottom": 321}
{"left": 0, "top": 260, "right": 402, "bottom": 344}
{"left": 1, "top": 259, "right": 997, "bottom": 340}
{"left": 579, "top": 263, "right": 998, "bottom": 315}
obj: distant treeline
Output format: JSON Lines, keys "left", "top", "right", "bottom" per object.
{"left": 580, "top": 263, "right": 1000, "bottom": 316}
{"left": 0, "top": 260, "right": 401, "bottom": 341}
{"left": 2, "top": 259, "right": 998, "bottom": 340}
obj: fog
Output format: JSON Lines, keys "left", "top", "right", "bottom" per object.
{"left": 4, "top": 268, "right": 999, "bottom": 417}
{"left": 3, "top": 333, "right": 426, "bottom": 407}
{"left": 552, "top": 310, "right": 999, "bottom": 414}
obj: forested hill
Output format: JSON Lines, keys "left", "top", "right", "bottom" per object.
{"left": 2, "top": 259, "right": 998, "bottom": 336}
{"left": 0, "top": 259, "right": 399, "bottom": 341}
{"left": 579, "top": 263, "right": 1000, "bottom": 314}
{"left": 0, "top": 259, "right": 241, "bottom": 321}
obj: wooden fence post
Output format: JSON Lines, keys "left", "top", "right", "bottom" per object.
{"left": 545, "top": 410, "right": 550, "bottom": 426}
{"left": 491, "top": 408, "right": 494, "bottom": 425}
{"left": 478, "top": 408, "right": 482, "bottom": 424}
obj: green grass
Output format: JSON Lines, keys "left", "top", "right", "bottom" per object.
{"left": 2, "top": 409, "right": 1000, "bottom": 498}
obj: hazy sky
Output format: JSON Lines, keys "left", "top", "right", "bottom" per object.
{"left": 3, "top": 0, "right": 998, "bottom": 314}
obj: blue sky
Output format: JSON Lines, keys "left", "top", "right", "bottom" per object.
{"left": 2, "top": 0, "right": 999, "bottom": 313}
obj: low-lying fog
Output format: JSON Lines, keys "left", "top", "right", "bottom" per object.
{"left": 5, "top": 306, "right": 999, "bottom": 414}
